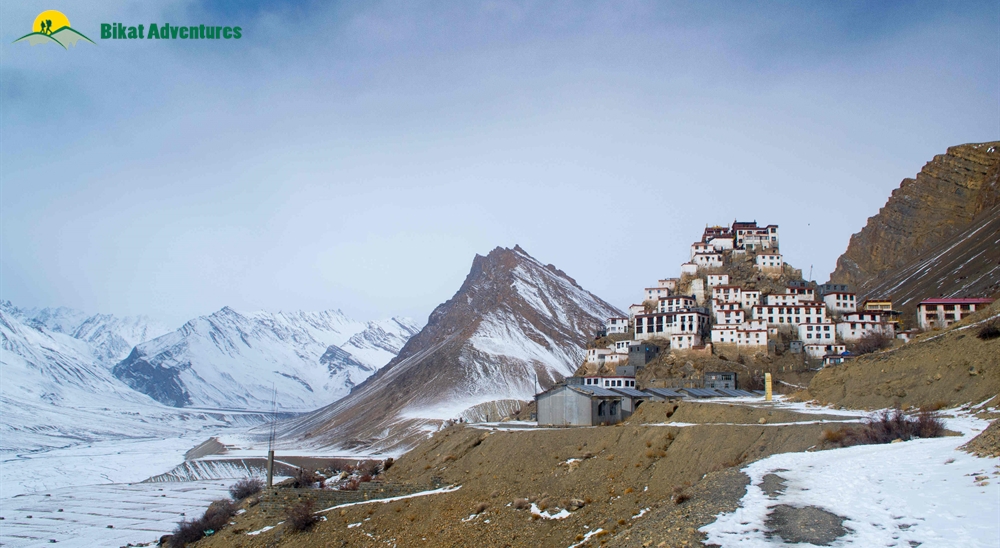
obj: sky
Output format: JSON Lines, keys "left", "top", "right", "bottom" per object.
{"left": 1, "top": 0, "right": 998, "bottom": 328}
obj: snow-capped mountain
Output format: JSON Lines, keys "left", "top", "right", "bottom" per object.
{"left": 112, "top": 307, "right": 419, "bottom": 411}
{"left": 0, "top": 302, "right": 170, "bottom": 365}
{"left": 274, "top": 245, "right": 623, "bottom": 454}
{"left": 0, "top": 308, "right": 260, "bottom": 454}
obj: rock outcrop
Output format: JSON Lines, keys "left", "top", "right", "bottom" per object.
{"left": 830, "top": 142, "right": 1000, "bottom": 289}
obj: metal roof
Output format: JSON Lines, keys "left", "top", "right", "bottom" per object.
{"left": 574, "top": 386, "right": 622, "bottom": 398}
{"left": 610, "top": 387, "right": 648, "bottom": 398}
{"left": 644, "top": 388, "right": 684, "bottom": 398}
{"left": 714, "top": 388, "right": 756, "bottom": 398}
{"left": 681, "top": 388, "right": 723, "bottom": 398}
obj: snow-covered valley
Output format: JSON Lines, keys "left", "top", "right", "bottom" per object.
{"left": 0, "top": 301, "right": 420, "bottom": 546}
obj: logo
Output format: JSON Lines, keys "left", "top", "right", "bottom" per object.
{"left": 13, "top": 10, "right": 95, "bottom": 49}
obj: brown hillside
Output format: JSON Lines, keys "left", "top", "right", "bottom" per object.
{"left": 195, "top": 402, "right": 857, "bottom": 548}
{"left": 801, "top": 302, "right": 1000, "bottom": 410}
{"left": 830, "top": 142, "right": 1000, "bottom": 317}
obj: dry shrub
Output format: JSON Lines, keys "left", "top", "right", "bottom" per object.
{"left": 623, "top": 487, "right": 634, "bottom": 494}
{"left": 854, "top": 330, "right": 893, "bottom": 355}
{"left": 920, "top": 400, "right": 948, "bottom": 412}
{"left": 473, "top": 502, "right": 488, "bottom": 514}
{"left": 382, "top": 457, "right": 394, "bottom": 472}
{"left": 341, "top": 478, "right": 360, "bottom": 491}
{"left": 670, "top": 485, "right": 690, "bottom": 504}
{"left": 444, "top": 454, "right": 456, "bottom": 462}
{"left": 291, "top": 468, "right": 325, "bottom": 489}
{"left": 171, "top": 499, "right": 236, "bottom": 545}
{"left": 820, "top": 428, "right": 846, "bottom": 445}
{"left": 285, "top": 499, "right": 319, "bottom": 532}
{"left": 645, "top": 440, "right": 652, "bottom": 448}
{"left": 229, "top": 477, "right": 263, "bottom": 501}
{"left": 977, "top": 320, "right": 1000, "bottom": 341}
{"left": 826, "top": 409, "right": 946, "bottom": 447}
{"left": 513, "top": 498, "right": 530, "bottom": 510}
{"left": 359, "top": 474, "right": 373, "bottom": 483}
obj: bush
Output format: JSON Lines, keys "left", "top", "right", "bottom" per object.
{"left": 229, "top": 477, "right": 264, "bottom": 500}
{"left": 170, "top": 499, "right": 237, "bottom": 545}
{"left": 822, "top": 409, "right": 946, "bottom": 447}
{"left": 201, "top": 499, "right": 237, "bottom": 531}
{"left": 977, "top": 320, "right": 1000, "bottom": 341}
{"left": 473, "top": 502, "right": 488, "bottom": 514}
{"left": 291, "top": 468, "right": 325, "bottom": 489}
{"left": 285, "top": 499, "right": 319, "bottom": 532}
{"left": 341, "top": 478, "right": 360, "bottom": 491}
{"left": 854, "top": 330, "right": 894, "bottom": 355}
{"left": 513, "top": 498, "right": 530, "bottom": 510}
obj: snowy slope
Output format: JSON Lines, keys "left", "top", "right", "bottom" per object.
{"left": 274, "top": 245, "right": 624, "bottom": 454}
{"left": 2, "top": 301, "right": 170, "bottom": 365}
{"left": 113, "top": 307, "right": 419, "bottom": 411}
{"left": 702, "top": 407, "right": 999, "bottom": 547}
{"left": 0, "top": 309, "right": 270, "bottom": 454}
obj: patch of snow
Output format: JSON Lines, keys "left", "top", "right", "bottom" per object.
{"left": 567, "top": 527, "right": 604, "bottom": 548}
{"left": 530, "top": 503, "right": 572, "bottom": 520}
{"left": 701, "top": 413, "right": 999, "bottom": 547}
{"left": 315, "top": 485, "right": 462, "bottom": 514}
{"left": 247, "top": 524, "right": 278, "bottom": 536}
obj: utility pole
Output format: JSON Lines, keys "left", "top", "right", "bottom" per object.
{"left": 266, "top": 385, "right": 276, "bottom": 489}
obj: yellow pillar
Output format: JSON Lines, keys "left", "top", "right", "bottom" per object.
{"left": 765, "top": 373, "right": 772, "bottom": 401}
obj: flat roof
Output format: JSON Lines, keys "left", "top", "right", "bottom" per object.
{"left": 918, "top": 298, "right": 994, "bottom": 305}
{"left": 610, "top": 387, "right": 648, "bottom": 398}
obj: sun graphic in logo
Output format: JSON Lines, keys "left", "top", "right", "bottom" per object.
{"left": 13, "top": 10, "right": 94, "bottom": 49}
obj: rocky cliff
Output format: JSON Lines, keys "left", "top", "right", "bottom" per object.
{"left": 830, "top": 142, "right": 1000, "bottom": 289}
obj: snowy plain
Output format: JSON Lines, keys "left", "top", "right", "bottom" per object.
{"left": 701, "top": 409, "right": 1000, "bottom": 548}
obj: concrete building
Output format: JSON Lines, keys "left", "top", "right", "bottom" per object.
{"left": 707, "top": 274, "right": 730, "bottom": 287}
{"left": 634, "top": 310, "right": 710, "bottom": 341}
{"left": 712, "top": 285, "right": 742, "bottom": 304}
{"left": 680, "top": 262, "right": 698, "bottom": 275}
{"left": 732, "top": 221, "right": 779, "bottom": 250}
{"left": 605, "top": 316, "right": 629, "bottom": 335}
{"left": 741, "top": 290, "right": 761, "bottom": 309}
{"left": 836, "top": 312, "right": 895, "bottom": 341}
{"left": 690, "top": 241, "right": 714, "bottom": 259}
{"left": 817, "top": 283, "right": 850, "bottom": 298}
{"left": 644, "top": 286, "right": 671, "bottom": 302}
{"left": 628, "top": 342, "right": 660, "bottom": 367}
{"left": 609, "top": 387, "right": 650, "bottom": 418}
{"left": 765, "top": 293, "right": 800, "bottom": 307}
{"left": 823, "top": 292, "right": 857, "bottom": 313}
{"left": 657, "top": 278, "right": 679, "bottom": 292}
{"left": 693, "top": 253, "right": 724, "bottom": 269}
{"left": 536, "top": 385, "right": 623, "bottom": 426}
{"left": 752, "top": 303, "right": 828, "bottom": 327}
{"left": 755, "top": 253, "right": 783, "bottom": 276}
{"left": 797, "top": 320, "right": 836, "bottom": 342}
{"left": 785, "top": 285, "right": 816, "bottom": 302}
{"left": 658, "top": 295, "right": 696, "bottom": 313}
{"left": 804, "top": 343, "right": 846, "bottom": 360}
{"left": 670, "top": 332, "right": 703, "bottom": 350}
{"left": 916, "top": 298, "right": 994, "bottom": 330}
{"left": 704, "top": 371, "right": 737, "bottom": 390}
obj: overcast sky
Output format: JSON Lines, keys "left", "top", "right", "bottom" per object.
{"left": 1, "top": 0, "right": 997, "bottom": 327}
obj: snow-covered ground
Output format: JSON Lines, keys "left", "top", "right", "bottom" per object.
{"left": 702, "top": 411, "right": 1000, "bottom": 547}
{"left": 0, "top": 480, "right": 236, "bottom": 548}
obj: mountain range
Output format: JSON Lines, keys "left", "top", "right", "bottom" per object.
{"left": 112, "top": 308, "right": 419, "bottom": 410}
{"left": 0, "top": 302, "right": 418, "bottom": 451}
